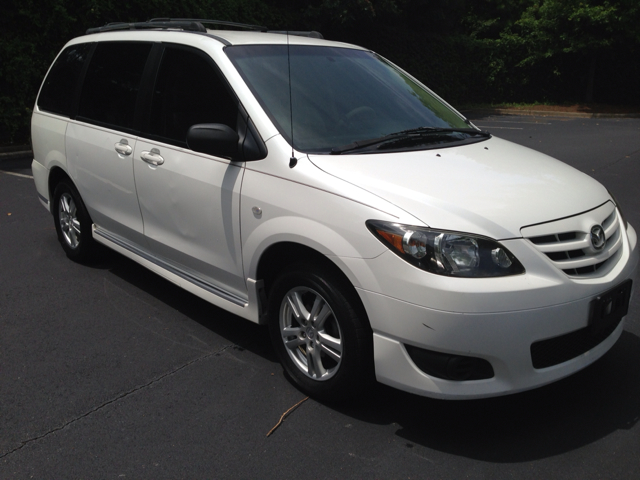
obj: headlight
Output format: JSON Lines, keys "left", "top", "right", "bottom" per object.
{"left": 367, "top": 220, "right": 525, "bottom": 277}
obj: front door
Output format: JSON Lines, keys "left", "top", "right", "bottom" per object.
{"left": 133, "top": 44, "right": 247, "bottom": 300}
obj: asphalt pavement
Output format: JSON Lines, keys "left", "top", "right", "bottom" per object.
{"left": 1, "top": 115, "right": 640, "bottom": 479}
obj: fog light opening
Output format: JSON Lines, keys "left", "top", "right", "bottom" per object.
{"left": 404, "top": 344, "right": 494, "bottom": 381}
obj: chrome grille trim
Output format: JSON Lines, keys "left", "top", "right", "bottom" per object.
{"left": 522, "top": 202, "right": 623, "bottom": 278}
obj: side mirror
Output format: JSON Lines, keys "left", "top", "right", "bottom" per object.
{"left": 186, "top": 123, "right": 239, "bottom": 159}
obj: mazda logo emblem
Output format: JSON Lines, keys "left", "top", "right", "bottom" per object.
{"left": 590, "top": 225, "right": 606, "bottom": 251}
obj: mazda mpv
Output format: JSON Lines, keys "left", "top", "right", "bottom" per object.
{"left": 31, "top": 19, "right": 638, "bottom": 401}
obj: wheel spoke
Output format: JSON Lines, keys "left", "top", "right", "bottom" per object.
{"left": 71, "top": 218, "right": 81, "bottom": 235}
{"left": 306, "top": 346, "right": 326, "bottom": 378}
{"left": 286, "top": 291, "right": 309, "bottom": 326}
{"left": 318, "top": 331, "right": 342, "bottom": 355}
{"left": 309, "top": 296, "right": 324, "bottom": 322}
{"left": 282, "top": 326, "right": 302, "bottom": 337}
{"left": 61, "top": 195, "right": 71, "bottom": 215}
{"left": 305, "top": 347, "right": 316, "bottom": 377}
{"left": 319, "top": 343, "right": 341, "bottom": 363}
{"left": 284, "top": 337, "right": 306, "bottom": 351}
{"left": 313, "top": 304, "right": 332, "bottom": 330}
{"left": 68, "top": 227, "right": 78, "bottom": 246}
{"left": 282, "top": 326, "right": 304, "bottom": 351}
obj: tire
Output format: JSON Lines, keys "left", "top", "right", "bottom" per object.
{"left": 268, "top": 263, "right": 374, "bottom": 402}
{"left": 52, "top": 180, "right": 96, "bottom": 262}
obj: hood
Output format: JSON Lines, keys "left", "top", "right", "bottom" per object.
{"left": 308, "top": 136, "right": 610, "bottom": 239}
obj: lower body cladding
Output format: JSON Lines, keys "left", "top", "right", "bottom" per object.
{"left": 348, "top": 232, "right": 639, "bottom": 400}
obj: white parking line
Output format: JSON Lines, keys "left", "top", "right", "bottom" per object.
{"left": 0, "top": 170, "right": 33, "bottom": 179}
{"left": 476, "top": 126, "right": 524, "bottom": 130}
{"left": 475, "top": 120, "right": 552, "bottom": 125}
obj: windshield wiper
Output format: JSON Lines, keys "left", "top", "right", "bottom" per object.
{"left": 330, "top": 127, "right": 490, "bottom": 155}
{"left": 399, "top": 126, "right": 491, "bottom": 137}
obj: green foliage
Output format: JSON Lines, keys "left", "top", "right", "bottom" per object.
{"left": 1, "top": 0, "right": 639, "bottom": 144}
{"left": 305, "top": 0, "right": 403, "bottom": 25}
{"left": 0, "top": 0, "right": 290, "bottom": 143}
{"left": 466, "top": 0, "right": 640, "bottom": 103}
{"left": 508, "top": 1, "right": 619, "bottom": 65}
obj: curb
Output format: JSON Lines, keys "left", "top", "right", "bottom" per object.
{"left": 0, "top": 145, "right": 32, "bottom": 161}
{"left": 460, "top": 108, "right": 640, "bottom": 119}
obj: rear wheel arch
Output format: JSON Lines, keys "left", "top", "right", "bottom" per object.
{"left": 48, "top": 166, "right": 74, "bottom": 211}
{"left": 49, "top": 169, "right": 97, "bottom": 262}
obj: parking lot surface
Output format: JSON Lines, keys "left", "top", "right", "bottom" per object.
{"left": 1, "top": 115, "right": 640, "bottom": 478}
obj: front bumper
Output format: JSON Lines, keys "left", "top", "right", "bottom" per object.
{"left": 362, "top": 288, "right": 629, "bottom": 399}
{"left": 347, "top": 222, "right": 639, "bottom": 399}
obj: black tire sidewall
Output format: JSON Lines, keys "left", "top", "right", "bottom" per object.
{"left": 268, "top": 265, "right": 373, "bottom": 402}
{"left": 52, "top": 180, "right": 94, "bottom": 262}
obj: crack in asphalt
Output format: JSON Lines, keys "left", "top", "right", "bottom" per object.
{"left": 596, "top": 146, "right": 640, "bottom": 172}
{"left": 0, "top": 344, "right": 234, "bottom": 460}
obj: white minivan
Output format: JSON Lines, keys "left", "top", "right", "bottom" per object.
{"left": 31, "top": 19, "right": 638, "bottom": 401}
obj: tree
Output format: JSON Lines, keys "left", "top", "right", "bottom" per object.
{"left": 467, "top": 0, "right": 640, "bottom": 103}
{"left": 0, "top": 0, "right": 286, "bottom": 143}
{"left": 512, "top": 0, "right": 637, "bottom": 102}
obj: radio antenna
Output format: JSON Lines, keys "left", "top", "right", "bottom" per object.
{"left": 287, "top": 31, "right": 297, "bottom": 168}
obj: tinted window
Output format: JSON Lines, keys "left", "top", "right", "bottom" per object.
{"left": 148, "top": 46, "right": 237, "bottom": 146}
{"left": 38, "top": 43, "right": 92, "bottom": 117}
{"left": 78, "top": 42, "right": 151, "bottom": 130}
{"left": 226, "top": 45, "right": 469, "bottom": 153}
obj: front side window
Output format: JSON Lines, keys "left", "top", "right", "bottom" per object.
{"left": 78, "top": 42, "right": 152, "bottom": 131}
{"left": 226, "top": 45, "right": 474, "bottom": 153}
{"left": 147, "top": 45, "right": 238, "bottom": 147}
{"left": 38, "top": 43, "right": 92, "bottom": 117}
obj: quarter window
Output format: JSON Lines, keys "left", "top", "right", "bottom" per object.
{"left": 38, "top": 43, "right": 92, "bottom": 117}
{"left": 78, "top": 42, "right": 152, "bottom": 131}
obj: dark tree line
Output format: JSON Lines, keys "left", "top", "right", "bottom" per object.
{"left": 2, "top": 0, "right": 639, "bottom": 143}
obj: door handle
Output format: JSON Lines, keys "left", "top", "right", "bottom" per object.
{"left": 114, "top": 140, "right": 132, "bottom": 156}
{"left": 141, "top": 148, "right": 164, "bottom": 166}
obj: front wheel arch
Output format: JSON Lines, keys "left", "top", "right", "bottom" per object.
{"left": 267, "top": 261, "right": 374, "bottom": 402}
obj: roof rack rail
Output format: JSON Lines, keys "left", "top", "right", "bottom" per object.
{"left": 86, "top": 18, "right": 269, "bottom": 35}
{"left": 86, "top": 20, "right": 207, "bottom": 35}
{"left": 268, "top": 30, "right": 324, "bottom": 39}
{"left": 149, "top": 18, "right": 268, "bottom": 32}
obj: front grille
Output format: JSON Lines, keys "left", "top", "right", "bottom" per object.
{"left": 523, "top": 202, "right": 623, "bottom": 278}
{"left": 530, "top": 315, "right": 622, "bottom": 369}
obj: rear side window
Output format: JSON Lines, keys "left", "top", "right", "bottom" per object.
{"left": 147, "top": 45, "right": 238, "bottom": 146}
{"left": 78, "top": 42, "right": 152, "bottom": 131}
{"left": 38, "top": 43, "right": 92, "bottom": 117}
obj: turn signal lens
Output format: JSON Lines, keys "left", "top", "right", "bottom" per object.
{"left": 377, "top": 229, "right": 403, "bottom": 252}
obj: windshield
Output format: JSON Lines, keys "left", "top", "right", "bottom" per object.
{"left": 226, "top": 45, "right": 473, "bottom": 154}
